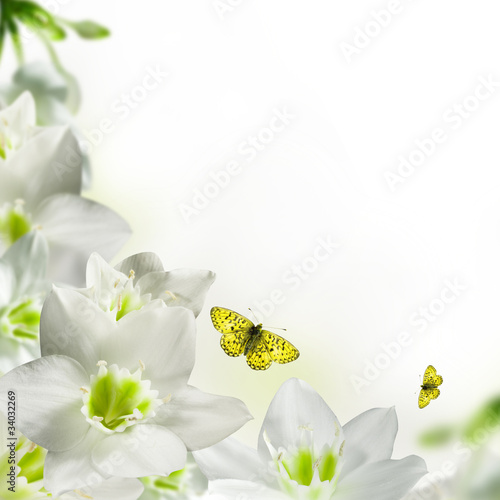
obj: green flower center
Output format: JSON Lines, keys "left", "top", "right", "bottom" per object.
{"left": 0, "top": 131, "right": 14, "bottom": 160}
{"left": 281, "top": 447, "right": 338, "bottom": 487}
{"left": 108, "top": 270, "right": 147, "bottom": 321}
{"left": 0, "top": 296, "right": 42, "bottom": 341}
{"left": 0, "top": 201, "right": 32, "bottom": 247}
{"left": 265, "top": 426, "right": 344, "bottom": 500}
{"left": 82, "top": 362, "right": 162, "bottom": 433}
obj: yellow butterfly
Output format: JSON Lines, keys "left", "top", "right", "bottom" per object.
{"left": 210, "top": 307, "right": 300, "bottom": 370}
{"left": 418, "top": 365, "right": 443, "bottom": 409}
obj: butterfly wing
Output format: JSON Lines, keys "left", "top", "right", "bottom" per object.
{"left": 262, "top": 331, "right": 300, "bottom": 364}
{"left": 246, "top": 338, "right": 273, "bottom": 370}
{"left": 211, "top": 307, "right": 253, "bottom": 360}
{"left": 423, "top": 365, "right": 443, "bottom": 387}
{"left": 418, "top": 388, "right": 440, "bottom": 409}
{"left": 210, "top": 307, "right": 254, "bottom": 334}
{"left": 220, "top": 332, "right": 248, "bottom": 357}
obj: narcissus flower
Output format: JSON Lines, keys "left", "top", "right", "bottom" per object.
{"left": 194, "top": 378, "right": 427, "bottom": 500}
{"left": 0, "top": 288, "right": 251, "bottom": 496}
{"left": 0, "top": 91, "right": 130, "bottom": 284}
{"left": 0, "top": 230, "right": 49, "bottom": 372}
{"left": 80, "top": 252, "right": 215, "bottom": 319}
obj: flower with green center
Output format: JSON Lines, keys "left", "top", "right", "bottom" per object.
{"left": 0, "top": 287, "right": 252, "bottom": 496}
{"left": 0, "top": 230, "right": 49, "bottom": 373}
{"left": 0, "top": 91, "right": 131, "bottom": 285}
{"left": 194, "top": 378, "right": 427, "bottom": 500}
{"left": 80, "top": 252, "right": 216, "bottom": 319}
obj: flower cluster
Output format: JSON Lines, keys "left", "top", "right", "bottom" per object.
{"left": 0, "top": 13, "right": 429, "bottom": 499}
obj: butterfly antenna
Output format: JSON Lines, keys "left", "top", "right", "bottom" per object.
{"left": 264, "top": 326, "right": 287, "bottom": 331}
{"left": 248, "top": 308, "right": 259, "bottom": 323}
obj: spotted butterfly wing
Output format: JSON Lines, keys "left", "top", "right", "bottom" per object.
{"left": 262, "top": 331, "right": 300, "bottom": 364}
{"left": 418, "top": 388, "right": 440, "bottom": 409}
{"left": 422, "top": 365, "right": 443, "bottom": 387}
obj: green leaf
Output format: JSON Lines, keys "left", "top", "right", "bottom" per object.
{"left": 61, "top": 19, "right": 110, "bottom": 39}
{"left": 419, "top": 425, "right": 456, "bottom": 447}
{"left": 12, "top": 1, "right": 66, "bottom": 41}
{"left": 5, "top": 16, "right": 24, "bottom": 64}
{"left": 0, "top": 16, "right": 6, "bottom": 64}
{"left": 463, "top": 397, "right": 500, "bottom": 446}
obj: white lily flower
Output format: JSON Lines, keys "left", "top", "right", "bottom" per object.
{"left": 81, "top": 252, "right": 215, "bottom": 319}
{"left": 0, "top": 62, "right": 91, "bottom": 187}
{"left": 0, "top": 412, "right": 145, "bottom": 499}
{"left": 0, "top": 230, "right": 49, "bottom": 372}
{"left": 0, "top": 91, "right": 130, "bottom": 284}
{"left": 194, "top": 378, "right": 427, "bottom": 500}
{"left": 0, "top": 287, "right": 252, "bottom": 496}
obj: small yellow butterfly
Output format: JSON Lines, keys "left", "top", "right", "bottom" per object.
{"left": 418, "top": 365, "right": 443, "bottom": 409}
{"left": 210, "top": 307, "right": 300, "bottom": 370}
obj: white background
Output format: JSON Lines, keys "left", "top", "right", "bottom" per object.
{"left": 3, "top": 0, "right": 500, "bottom": 474}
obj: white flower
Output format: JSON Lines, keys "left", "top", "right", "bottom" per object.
{"left": 0, "top": 412, "right": 144, "bottom": 499}
{"left": 0, "top": 287, "right": 252, "bottom": 496}
{"left": 0, "top": 62, "right": 91, "bottom": 186}
{"left": 0, "top": 91, "right": 130, "bottom": 284}
{"left": 80, "top": 252, "right": 215, "bottom": 319}
{"left": 194, "top": 378, "right": 427, "bottom": 500}
{"left": 0, "top": 230, "right": 49, "bottom": 372}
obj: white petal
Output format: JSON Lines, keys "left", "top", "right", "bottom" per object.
{"left": 100, "top": 306, "right": 196, "bottom": 395}
{"left": 0, "top": 91, "right": 35, "bottom": 142}
{"left": 152, "top": 386, "right": 252, "bottom": 451}
{"left": 340, "top": 407, "right": 398, "bottom": 478}
{"left": 67, "top": 477, "right": 144, "bottom": 500}
{"left": 8, "top": 126, "right": 82, "bottom": 209}
{"left": 0, "top": 355, "right": 89, "bottom": 451}
{"left": 86, "top": 252, "right": 126, "bottom": 297}
{"left": 40, "top": 287, "right": 114, "bottom": 375}
{"left": 0, "top": 259, "right": 15, "bottom": 307}
{"left": 334, "top": 456, "right": 428, "bottom": 500}
{"left": 44, "top": 428, "right": 108, "bottom": 496}
{"left": 193, "top": 437, "right": 262, "bottom": 481}
{"left": 210, "top": 479, "right": 287, "bottom": 500}
{"left": 35, "top": 194, "right": 131, "bottom": 285}
{"left": 114, "top": 252, "right": 165, "bottom": 279}
{"left": 2, "top": 230, "right": 49, "bottom": 297}
{"left": 0, "top": 168, "right": 23, "bottom": 211}
{"left": 136, "top": 268, "right": 216, "bottom": 317}
{"left": 257, "top": 378, "right": 343, "bottom": 462}
{"left": 92, "top": 424, "right": 187, "bottom": 477}
{"left": 0, "top": 337, "right": 40, "bottom": 373}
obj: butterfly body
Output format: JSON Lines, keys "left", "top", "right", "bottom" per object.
{"left": 243, "top": 324, "right": 263, "bottom": 356}
{"left": 210, "top": 307, "right": 300, "bottom": 370}
{"left": 418, "top": 365, "right": 443, "bottom": 409}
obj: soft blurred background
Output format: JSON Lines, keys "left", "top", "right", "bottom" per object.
{"left": 2, "top": 0, "right": 500, "bottom": 489}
